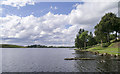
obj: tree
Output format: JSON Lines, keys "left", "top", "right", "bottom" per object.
{"left": 98, "top": 13, "right": 117, "bottom": 43}
{"left": 94, "top": 23, "right": 107, "bottom": 47}
{"left": 109, "top": 34, "right": 116, "bottom": 40}
{"left": 75, "top": 29, "right": 85, "bottom": 49}
{"left": 88, "top": 32, "right": 97, "bottom": 46}
{"left": 75, "top": 36, "right": 84, "bottom": 49}
{"left": 79, "top": 31, "right": 88, "bottom": 49}
{"left": 94, "top": 13, "right": 118, "bottom": 46}
{"left": 118, "top": 17, "right": 120, "bottom": 39}
{"left": 111, "top": 17, "right": 120, "bottom": 40}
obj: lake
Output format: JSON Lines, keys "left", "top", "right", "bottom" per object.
{"left": 1, "top": 48, "right": 120, "bottom": 72}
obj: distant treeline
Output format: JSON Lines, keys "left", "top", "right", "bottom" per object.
{"left": 27, "top": 45, "right": 75, "bottom": 48}
{"left": 0, "top": 44, "right": 75, "bottom": 48}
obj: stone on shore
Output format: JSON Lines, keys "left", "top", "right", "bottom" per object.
{"left": 64, "top": 58, "right": 95, "bottom": 60}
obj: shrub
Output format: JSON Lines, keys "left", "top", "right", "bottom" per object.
{"left": 102, "top": 43, "right": 111, "bottom": 47}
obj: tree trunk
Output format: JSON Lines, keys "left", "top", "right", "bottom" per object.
{"left": 115, "top": 31, "right": 117, "bottom": 41}
{"left": 107, "top": 33, "right": 110, "bottom": 43}
{"left": 118, "top": 33, "right": 120, "bottom": 39}
{"left": 101, "top": 40, "right": 103, "bottom": 47}
{"left": 84, "top": 42, "right": 86, "bottom": 49}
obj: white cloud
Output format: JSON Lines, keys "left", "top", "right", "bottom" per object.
{"left": 81, "top": 0, "right": 119, "bottom": 2}
{"left": 0, "top": 2, "right": 118, "bottom": 46}
{"left": 50, "top": 6, "right": 58, "bottom": 10}
{"left": 54, "top": 6, "right": 58, "bottom": 10}
{"left": 69, "top": 2, "right": 118, "bottom": 25}
{"left": 1, "top": 0, "right": 35, "bottom": 9}
{"left": 73, "top": 3, "right": 79, "bottom": 7}
{"left": 0, "top": 7, "right": 2, "bottom": 16}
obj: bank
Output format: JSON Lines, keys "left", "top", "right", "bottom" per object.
{"left": 75, "top": 41, "right": 120, "bottom": 56}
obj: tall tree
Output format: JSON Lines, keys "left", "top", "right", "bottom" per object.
{"left": 94, "top": 13, "right": 117, "bottom": 44}
{"left": 99, "top": 13, "right": 117, "bottom": 42}
{"left": 112, "top": 17, "right": 120, "bottom": 40}
{"left": 88, "top": 32, "right": 97, "bottom": 46}
{"left": 118, "top": 17, "right": 120, "bottom": 39}
{"left": 75, "top": 29, "right": 84, "bottom": 49}
{"left": 79, "top": 31, "right": 88, "bottom": 49}
{"left": 94, "top": 23, "right": 107, "bottom": 47}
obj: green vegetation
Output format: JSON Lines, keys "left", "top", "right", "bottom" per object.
{"left": 94, "top": 13, "right": 120, "bottom": 46}
{"left": 27, "top": 45, "right": 74, "bottom": 48}
{"left": 86, "top": 42, "right": 120, "bottom": 55}
{"left": 75, "top": 29, "right": 97, "bottom": 50}
{"left": 0, "top": 44, "right": 25, "bottom": 48}
{"left": 75, "top": 42, "right": 120, "bottom": 55}
{"left": 0, "top": 44, "right": 75, "bottom": 48}
{"left": 75, "top": 12, "right": 120, "bottom": 55}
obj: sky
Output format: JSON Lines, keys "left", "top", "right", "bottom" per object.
{"left": 0, "top": 0, "right": 119, "bottom": 46}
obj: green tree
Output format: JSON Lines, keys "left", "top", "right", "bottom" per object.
{"left": 75, "top": 36, "right": 84, "bottom": 49}
{"left": 94, "top": 23, "right": 107, "bottom": 47}
{"left": 75, "top": 29, "right": 85, "bottom": 49}
{"left": 88, "top": 32, "right": 97, "bottom": 46}
{"left": 97, "top": 13, "right": 117, "bottom": 43}
{"left": 109, "top": 34, "right": 116, "bottom": 40}
{"left": 94, "top": 13, "right": 117, "bottom": 46}
{"left": 112, "top": 17, "right": 120, "bottom": 40}
{"left": 79, "top": 31, "right": 88, "bottom": 49}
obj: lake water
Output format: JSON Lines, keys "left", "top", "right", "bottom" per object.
{"left": 1, "top": 48, "right": 120, "bottom": 72}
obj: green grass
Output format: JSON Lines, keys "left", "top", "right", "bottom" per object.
{"left": 74, "top": 49, "right": 81, "bottom": 50}
{"left": 86, "top": 42, "right": 120, "bottom": 55}
{"left": 0, "top": 44, "right": 25, "bottom": 48}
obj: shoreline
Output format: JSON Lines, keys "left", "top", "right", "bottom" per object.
{"left": 74, "top": 42, "right": 120, "bottom": 57}
{"left": 74, "top": 49, "right": 119, "bottom": 57}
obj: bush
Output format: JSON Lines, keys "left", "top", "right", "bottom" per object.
{"left": 86, "top": 46, "right": 92, "bottom": 49}
{"left": 102, "top": 43, "right": 111, "bottom": 47}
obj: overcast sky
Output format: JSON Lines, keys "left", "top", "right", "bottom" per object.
{"left": 0, "top": 0, "right": 119, "bottom": 46}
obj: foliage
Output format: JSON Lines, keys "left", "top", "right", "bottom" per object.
{"left": 75, "top": 12, "right": 120, "bottom": 49}
{"left": 75, "top": 29, "right": 85, "bottom": 49}
{"left": 27, "top": 45, "right": 75, "bottom": 48}
{"left": 86, "top": 42, "right": 120, "bottom": 55}
{"left": 94, "top": 13, "right": 120, "bottom": 47}
{"left": 0, "top": 44, "right": 25, "bottom": 48}
{"left": 102, "top": 43, "right": 111, "bottom": 47}
{"left": 75, "top": 29, "right": 97, "bottom": 49}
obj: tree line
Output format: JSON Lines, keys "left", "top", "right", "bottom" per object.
{"left": 27, "top": 44, "right": 75, "bottom": 48}
{"left": 75, "top": 12, "right": 120, "bottom": 49}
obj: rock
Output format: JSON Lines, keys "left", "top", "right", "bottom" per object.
{"left": 100, "top": 60, "right": 106, "bottom": 63}
{"left": 94, "top": 52, "right": 99, "bottom": 55}
{"left": 64, "top": 58, "right": 95, "bottom": 60}
{"left": 103, "top": 53, "right": 107, "bottom": 56}
{"left": 110, "top": 54, "right": 114, "bottom": 56}
{"left": 99, "top": 54, "right": 103, "bottom": 56}
{"left": 114, "top": 54, "right": 118, "bottom": 57}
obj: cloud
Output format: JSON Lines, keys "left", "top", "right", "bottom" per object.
{"left": 0, "top": 7, "right": 2, "bottom": 16}
{"left": 81, "top": 0, "right": 119, "bottom": 2}
{"left": 72, "top": 3, "right": 79, "bottom": 7}
{"left": 0, "top": 2, "right": 118, "bottom": 46}
{"left": 50, "top": 6, "right": 58, "bottom": 10}
{"left": 1, "top": 0, "right": 35, "bottom": 9}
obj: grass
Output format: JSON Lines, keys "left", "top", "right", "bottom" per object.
{"left": 74, "top": 41, "right": 120, "bottom": 55}
{"left": 0, "top": 44, "right": 25, "bottom": 48}
{"left": 86, "top": 42, "right": 120, "bottom": 55}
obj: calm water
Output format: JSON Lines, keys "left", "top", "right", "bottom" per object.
{"left": 2, "top": 48, "right": 120, "bottom": 72}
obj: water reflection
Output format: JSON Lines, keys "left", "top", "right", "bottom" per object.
{"left": 2, "top": 48, "right": 120, "bottom": 72}
{"left": 74, "top": 50, "right": 119, "bottom": 72}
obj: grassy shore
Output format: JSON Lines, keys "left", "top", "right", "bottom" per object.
{"left": 75, "top": 42, "right": 120, "bottom": 55}
{"left": 0, "top": 44, "right": 25, "bottom": 48}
